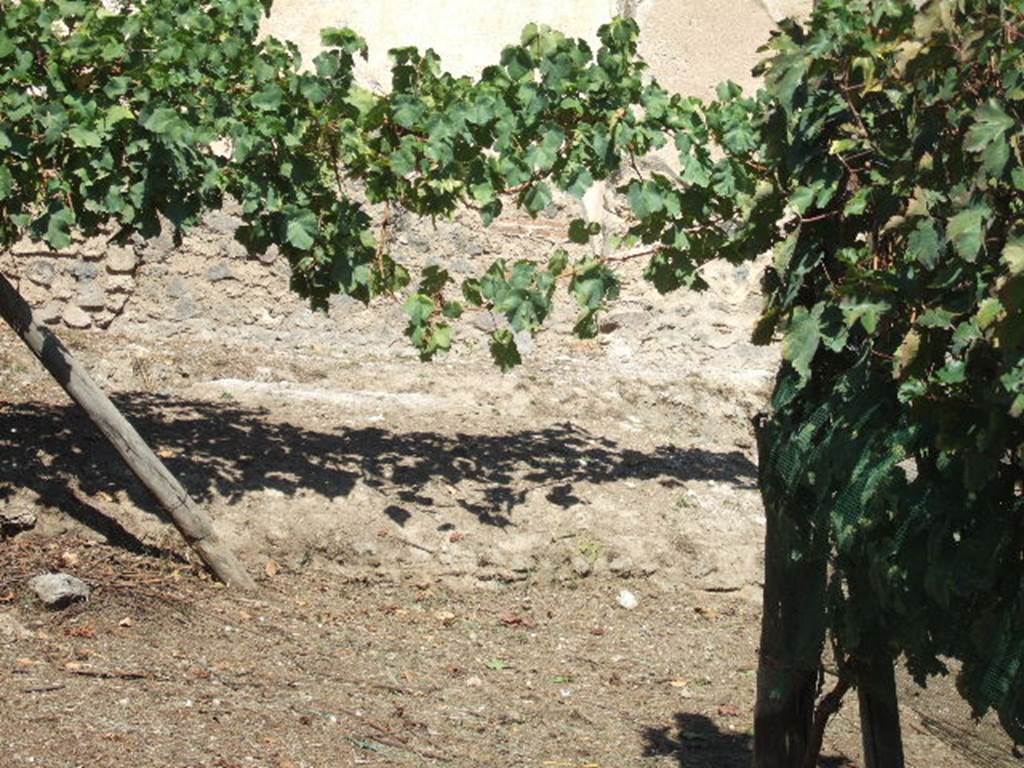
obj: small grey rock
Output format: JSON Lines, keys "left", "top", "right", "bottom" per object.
{"left": 225, "top": 239, "right": 248, "bottom": 260}
{"left": 26, "top": 260, "right": 56, "bottom": 287}
{"left": 469, "top": 313, "right": 496, "bottom": 333}
{"left": 256, "top": 245, "right": 279, "bottom": 265}
{"left": 106, "top": 293, "right": 130, "bottom": 313}
{"left": 106, "top": 246, "right": 137, "bottom": 274}
{"left": 0, "top": 506, "right": 36, "bottom": 534}
{"left": 329, "top": 293, "right": 363, "bottom": 312}
{"left": 167, "top": 277, "right": 189, "bottom": 299}
{"left": 94, "top": 311, "right": 116, "bottom": 329}
{"left": 571, "top": 555, "right": 592, "bottom": 577}
{"left": 139, "top": 229, "right": 175, "bottom": 263}
{"left": 206, "top": 263, "right": 236, "bottom": 283}
{"left": 75, "top": 283, "right": 107, "bottom": 310}
{"left": 71, "top": 260, "right": 100, "bottom": 281}
{"left": 609, "top": 555, "right": 636, "bottom": 576}
{"left": 513, "top": 330, "right": 536, "bottom": 357}
{"left": 173, "top": 296, "right": 200, "bottom": 321}
{"left": 37, "top": 302, "right": 62, "bottom": 325}
{"left": 62, "top": 305, "right": 92, "bottom": 329}
{"left": 29, "top": 572, "right": 90, "bottom": 609}
{"left": 204, "top": 209, "right": 241, "bottom": 236}
{"left": 601, "top": 311, "right": 647, "bottom": 333}
{"left": 617, "top": 589, "right": 639, "bottom": 610}
{"left": 106, "top": 275, "right": 135, "bottom": 294}
{"left": 0, "top": 612, "right": 32, "bottom": 642}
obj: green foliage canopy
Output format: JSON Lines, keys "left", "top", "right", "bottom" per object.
{"left": 742, "top": 0, "right": 1024, "bottom": 742}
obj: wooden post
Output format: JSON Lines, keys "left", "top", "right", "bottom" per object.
{"left": 858, "top": 656, "right": 905, "bottom": 768}
{"left": 0, "top": 272, "right": 256, "bottom": 590}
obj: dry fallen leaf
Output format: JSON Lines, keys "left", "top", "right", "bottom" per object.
{"left": 60, "top": 550, "right": 80, "bottom": 567}
{"left": 264, "top": 560, "right": 279, "bottom": 578}
{"left": 449, "top": 530, "right": 466, "bottom": 543}
{"left": 499, "top": 613, "right": 538, "bottom": 629}
{"left": 718, "top": 703, "right": 742, "bottom": 718}
{"left": 118, "top": 617, "right": 134, "bottom": 628}
{"left": 68, "top": 625, "right": 97, "bottom": 639}
{"left": 188, "top": 666, "right": 211, "bottom": 680}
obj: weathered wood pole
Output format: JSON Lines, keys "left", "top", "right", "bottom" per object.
{"left": 0, "top": 272, "right": 256, "bottom": 590}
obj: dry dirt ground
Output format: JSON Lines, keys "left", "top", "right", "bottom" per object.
{"left": 0, "top": 247, "right": 1019, "bottom": 766}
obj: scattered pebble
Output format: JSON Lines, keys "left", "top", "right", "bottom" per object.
{"left": 0, "top": 612, "right": 32, "bottom": 642}
{"left": 617, "top": 589, "right": 639, "bottom": 610}
{"left": 28, "top": 573, "right": 90, "bottom": 609}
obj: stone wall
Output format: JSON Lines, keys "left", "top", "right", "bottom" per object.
{"left": 5, "top": 239, "right": 140, "bottom": 331}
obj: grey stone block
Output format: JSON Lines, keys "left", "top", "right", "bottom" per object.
{"left": 106, "top": 246, "right": 138, "bottom": 273}
{"left": 62, "top": 305, "right": 92, "bottom": 328}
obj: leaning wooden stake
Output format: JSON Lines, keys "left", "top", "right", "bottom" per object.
{"left": 0, "top": 272, "right": 256, "bottom": 590}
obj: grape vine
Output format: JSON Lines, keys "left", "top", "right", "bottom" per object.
{"left": 2, "top": 0, "right": 1022, "bottom": 755}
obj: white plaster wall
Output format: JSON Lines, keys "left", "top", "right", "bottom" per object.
{"left": 263, "top": 1, "right": 814, "bottom": 95}
{"left": 265, "top": 1, "right": 619, "bottom": 90}
{"left": 636, "top": 0, "right": 809, "bottom": 99}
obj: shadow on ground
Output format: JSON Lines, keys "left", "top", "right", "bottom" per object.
{"left": 0, "top": 393, "right": 757, "bottom": 542}
{"left": 643, "top": 713, "right": 856, "bottom": 767}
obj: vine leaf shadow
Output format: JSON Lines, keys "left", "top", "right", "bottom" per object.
{"left": 0, "top": 393, "right": 758, "bottom": 547}
{"left": 642, "top": 713, "right": 855, "bottom": 767}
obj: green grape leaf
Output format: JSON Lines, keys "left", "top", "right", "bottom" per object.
{"left": 489, "top": 329, "right": 522, "bottom": 371}
{"left": 947, "top": 206, "right": 988, "bottom": 262}
{"left": 1003, "top": 236, "right": 1024, "bottom": 276}
{"left": 403, "top": 293, "right": 436, "bottom": 324}
{"left": 964, "top": 100, "right": 1013, "bottom": 174}
{"left": 522, "top": 182, "right": 552, "bottom": 214}
{"left": 285, "top": 210, "right": 318, "bottom": 250}
{"left": 782, "top": 304, "right": 822, "bottom": 383}
{"left": 907, "top": 219, "right": 942, "bottom": 269}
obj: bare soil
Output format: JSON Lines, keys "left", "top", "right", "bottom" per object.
{"left": 0, "top": 246, "right": 1019, "bottom": 766}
